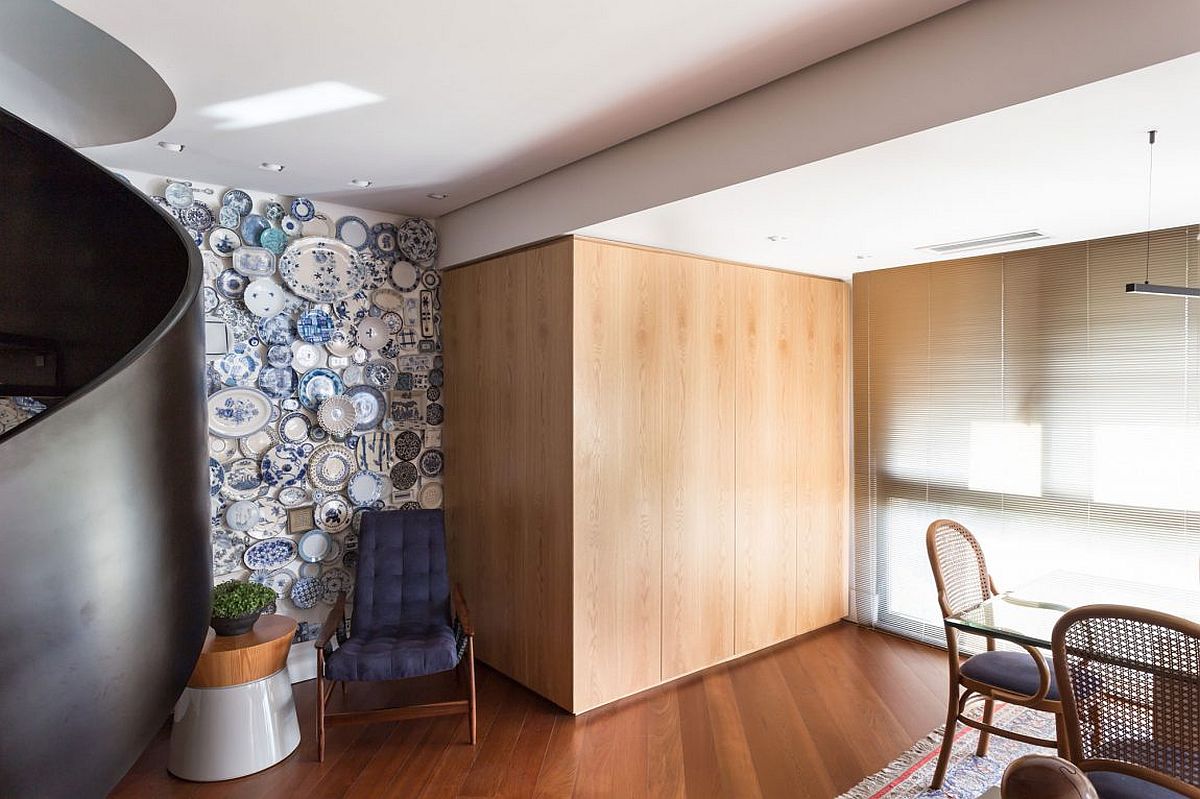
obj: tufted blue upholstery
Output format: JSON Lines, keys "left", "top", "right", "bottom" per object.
{"left": 324, "top": 509, "right": 458, "bottom": 682}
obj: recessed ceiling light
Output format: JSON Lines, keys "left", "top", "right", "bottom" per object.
{"left": 199, "top": 81, "right": 384, "bottom": 130}
{"left": 157, "top": 141, "right": 185, "bottom": 152}
{"left": 349, "top": 179, "right": 373, "bottom": 188}
{"left": 426, "top": 193, "right": 448, "bottom": 200}
{"left": 258, "top": 162, "right": 285, "bottom": 172}
{"left": 766, "top": 234, "right": 789, "bottom": 242}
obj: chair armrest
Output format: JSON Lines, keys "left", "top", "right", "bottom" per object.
{"left": 314, "top": 591, "right": 347, "bottom": 649}
{"left": 452, "top": 582, "right": 473, "bottom": 636}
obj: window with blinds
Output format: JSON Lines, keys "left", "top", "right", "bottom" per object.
{"left": 852, "top": 224, "right": 1200, "bottom": 646}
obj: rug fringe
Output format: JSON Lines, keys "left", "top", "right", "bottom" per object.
{"left": 835, "top": 728, "right": 946, "bottom": 799}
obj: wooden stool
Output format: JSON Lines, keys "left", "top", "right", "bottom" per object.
{"left": 168, "top": 615, "right": 300, "bottom": 781}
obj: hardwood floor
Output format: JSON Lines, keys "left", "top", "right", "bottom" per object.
{"left": 110, "top": 623, "right": 947, "bottom": 798}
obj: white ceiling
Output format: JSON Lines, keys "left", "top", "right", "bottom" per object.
{"left": 54, "top": 0, "right": 964, "bottom": 218}
{"left": 578, "top": 53, "right": 1200, "bottom": 279}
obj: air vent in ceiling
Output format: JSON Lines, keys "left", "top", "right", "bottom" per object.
{"left": 918, "top": 230, "right": 1049, "bottom": 254}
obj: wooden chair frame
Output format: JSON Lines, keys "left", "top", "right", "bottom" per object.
{"left": 925, "top": 519, "right": 1066, "bottom": 789}
{"left": 1052, "top": 604, "right": 1200, "bottom": 799}
{"left": 313, "top": 583, "right": 476, "bottom": 762}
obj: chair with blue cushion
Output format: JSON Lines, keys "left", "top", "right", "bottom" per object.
{"left": 313, "top": 509, "right": 475, "bottom": 761}
{"left": 925, "top": 519, "right": 1066, "bottom": 789}
{"left": 1052, "top": 604, "right": 1200, "bottom": 799}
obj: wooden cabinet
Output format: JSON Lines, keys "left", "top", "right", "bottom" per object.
{"left": 444, "top": 236, "right": 847, "bottom": 713}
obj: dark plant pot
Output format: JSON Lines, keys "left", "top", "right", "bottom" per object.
{"left": 210, "top": 609, "right": 262, "bottom": 637}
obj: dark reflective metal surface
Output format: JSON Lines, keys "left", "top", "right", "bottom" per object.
{"left": 0, "top": 108, "right": 210, "bottom": 797}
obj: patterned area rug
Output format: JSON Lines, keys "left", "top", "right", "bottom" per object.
{"left": 837, "top": 703, "right": 1057, "bottom": 799}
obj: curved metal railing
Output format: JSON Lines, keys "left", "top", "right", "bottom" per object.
{"left": 0, "top": 108, "right": 210, "bottom": 797}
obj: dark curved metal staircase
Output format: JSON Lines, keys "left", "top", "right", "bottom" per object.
{"left": 0, "top": 107, "right": 211, "bottom": 797}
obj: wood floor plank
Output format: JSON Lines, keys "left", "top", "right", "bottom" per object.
{"left": 110, "top": 624, "right": 948, "bottom": 799}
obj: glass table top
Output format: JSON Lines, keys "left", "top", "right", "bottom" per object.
{"left": 946, "top": 570, "right": 1200, "bottom": 649}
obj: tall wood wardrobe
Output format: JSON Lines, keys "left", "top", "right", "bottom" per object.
{"left": 442, "top": 236, "right": 848, "bottom": 713}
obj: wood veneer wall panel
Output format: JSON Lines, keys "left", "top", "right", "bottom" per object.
{"left": 660, "top": 254, "right": 736, "bottom": 680}
{"left": 572, "top": 238, "right": 664, "bottom": 711}
{"left": 734, "top": 267, "right": 800, "bottom": 653}
{"left": 443, "top": 238, "right": 574, "bottom": 710}
{"left": 795, "top": 277, "right": 850, "bottom": 633}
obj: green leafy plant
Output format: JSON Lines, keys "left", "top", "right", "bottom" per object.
{"left": 211, "top": 580, "right": 277, "bottom": 619}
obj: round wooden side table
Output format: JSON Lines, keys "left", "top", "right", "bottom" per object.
{"left": 168, "top": 614, "right": 301, "bottom": 781}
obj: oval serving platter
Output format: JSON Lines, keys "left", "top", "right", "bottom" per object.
{"left": 278, "top": 237, "right": 366, "bottom": 302}
{"left": 244, "top": 537, "right": 297, "bottom": 571}
{"left": 207, "top": 387, "right": 272, "bottom": 438}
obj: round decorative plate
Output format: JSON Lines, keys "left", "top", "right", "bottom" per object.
{"left": 222, "top": 457, "right": 264, "bottom": 500}
{"left": 322, "top": 538, "right": 343, "bottom": 565}
{"left": 317, "top": 395, "right": 356, "bottom": 436}
{"left": 298, "top": 308, "right": 335, "bottom": 343}
{"left": 370, "top": 222, "right": 399, "bottom": 262}
{"left": 265, "top": 201, "right": 286, "bottom": 221}
{"left": 218, "top": 205, "right": 242, "bottom": 229}
{"left": 224, "top": 499, "right": 260, "bottom": 532}
{"left": 261, "top": 442, "right": 309, "bottom": 488}
{"left": 426, "top": 402, "right": 444, "bottom": 426}
{"left": 297, "top": 367, "right": 343, "bottom": 409}
{"left": 165, "top": 181, "right": 194, "bottom": 208}
{"left": 209, "top": 434, "right": 233, "bottom": 460}
{"left": 245, "top": 537, "right": 297, "bottom": 571}
{"left": 336, "top": 215, "right": 370, "bottom": 250}
{"left": 290, "top": 341, "right": 326, "bottom": 373}
{"left": 202, "top": 286, "right": 220, "bottom": 314}
{"left": 277, "top": 485, "right": 309, "bottom": 507}
{"left": 419, "top": 449, "right": 444, "bottom": 477}
{"left": 290, "top": 197, "right": 316, "bottom": 222}
{"left": 364, "top": 360, "right": 397, "bottom": 390}
{"left": 347, "top": 470, "right": 385, "bottom": 505}
{"left": 418, "top": 481, "right": 443, "bottom": 509}
{"left": 257, "top": 366, "right": 298, "bottom": 400}
{"left": 345, "top": 385, "right": 386, "bottom": 431}
{"left": 212, "top": 533, "right": 246, "bottom": 577}
{"left": 315, "top": 495, "right": 352, "bottom": 531}
{"left": 208, "top": 227, "right": 241, "bottom": 256}
{"left": 389, "top": 460, "right": 418, "bottom": 491}
{"left": 179, "top": 202, "right": 214, "bottom": 232}
{"left": 298, "top": 529, "right": 332, "bottom": 562}
{"left": 321, "top": 567, "right": 353, "bottom": 603}
{"left": 208, "top": 387, "right": 272, "bottom": 438}
{"left": 222, "top": 188, "right": 252, "bottom": 215}
{"left": 398, "top": 217, "right": 438, "bottom": 263}
{"left": 280, "top": 215, "right": 303, "bottom": 236}
{"left": 260, "top": 226, "right": 288, "bottom": 256}
{"left": 390, "top": 260, "right": 419, "bottom": 292}
{"left": 290, "top": 575, "right": 322, "bottom": 609}
{"left": 231, "top": 246, "right": 276, "bottom": 277}
{"left": 355, "top": 316, "right": 391, "bottom": 350}
{"left": 342, "top": 364, "right": 365, "bottom": 387}
{"left": 216, "top": 268, "right": 248, "bottom": 300}
{"left": 252, "top": 569, "right": 293, "bottom": 600}
{"left": 326, "top": 327, "right": 357, "bottom": 357}
{"left": 208, "top": 457, "right": 225, "bottom": 496}
{"left": 428, "top": 368, "right": 443, "bottom": 388}
{"left": 240, "top": 213, "right": 270, "bottom": 246}
{"left": 239, "top": 427, "right": 276, "bottom": 458}
{"left": 215, "top": 343, "right": 262, "bottom": 387}
{"left": 266, "top": 344, "right": 293, "bottom": 368}
{"left": 278, "top": 411, "right": 311, "bottom": 444}
{"left": 308, "top": 442, "right": 355, "bottom": 491}
{"left": 258, "top": 314, "right": 294, "bottom": 346}
{"left": 251, "top": 496, "right": 287, "bottom": 538}
{"left": 298, "top": 561, "right": 322, "bottom": 578}
{"left": 420, "top": 268, "right": 440, "bottom": 289}
{"left": 394, "top": 430, "right": 421, "bottom": 461}
{"left": 278, "top": 237, "right": 366, "bottom": 302}
{"left": 243, "top": 278, "right": 286, "bottom": 318}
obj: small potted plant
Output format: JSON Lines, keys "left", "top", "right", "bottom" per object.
{"left": 210, "top": 580, "right": 278, "bottom": 636}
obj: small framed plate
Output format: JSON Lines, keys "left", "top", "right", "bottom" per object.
{"left": 286, "top": 504, "right": 316, "bottom": 534}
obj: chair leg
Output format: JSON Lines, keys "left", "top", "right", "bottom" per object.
{"left": 930, "top": 681, "right": 961, "bottom": 789}
{"left": 975, "top": 699, "right": 994, "bottom": 757}
{"left": 466, "top": 637, "right": 477, "bottom": 745}
{"left": 316, "top": 650, "right": 327, "bottom": 763}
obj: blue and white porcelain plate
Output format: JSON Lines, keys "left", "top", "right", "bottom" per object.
{"left": 326, "top": 326, "right": 357, "bottom": 357}
{"left": 278, "top": 237, "right": 366, "bottom": 303}
{"left": 345, "top": 385, "right": 386, "bottom": 431}
{"left": 202, "top": 286, "right": 220, "bottom": 314}
{"left": 298, "top": 308, "right": 335, "bottom": 343}
{"left": 277, "top": 411, "right": 310, "bottom": 445}
{"left": 215, "top": 343, "right": 262, "bottom": 387}
{"left": 264, "top": 201, "right": 285, "bottom": 221}
{"left": 291, "top": 342, "right": 326, "bottom": 373}
{"left": 370, "top": 222, "right": 399, "bottom": 262}
{"left": 266, "top": 344, "right": 293, "bottom": 368}
{"left": 393, "top": 430, "right": 421, "bottom": 461}
{"left": 320, "top": 566, "right": 353, "bottom": 603}
{"left": 251, "top": 568, "right": 293, "bottom": 599}
{"left": 257, "top": 366, "right": 298, "bottom": 399}
{"left": 364, "top": 360, "right": 397, "bottom": 390}
{"left": 315, "top": 494, "right": 352, "bottom": 531}
{"left": 354, "top": 431, "right": 393, "bottom": 471}
{"left": 218, "top": 204, "right": 242, "bottom": 229}
{"left": 207, "top": 387, "right": 272, "bottom": 438}
{"left": 244, "top": 537, "right": 297, "bottom": 572}
{"left": 260, "top": 226, "right": 288, "bottom": 256}
{"left": 224, "top": 499, "right": 260, "bottom": 531}
{"left": 222, "top": 456, "right": 264, "bottom": 500}
{"left": 216, "top": 268, "right": 248, "bottom": 300}
{"left": 222, "top": 189, "right": 252, "bottom": 215}
{"left": 179, "top": 202, "right": 215, "bottom": 233}
{"left": 398, "top": 217, "right": 438, "bottom": 263}
{"left": 165, "top": 181, "right": 194, "bottom": 209}
{"left": 297, "top": 367, "right": 343, "bottom": 410}
{"left": 277, "top": 485, "right": 309, "bottom": 507}
{"left": 419, "top": 448, "right": 444, "bottom": 477}
{"left": 243, "top": 278, "right": 286, "bottom": 318}
{"left": 290, "top": 575, "right": 322, "bottom": 609}
{"left": 280, "top": 215, "right": 303, "bottom": 236}
{"left": 298, "top": 529, "right": 332, "bottom": 562}
{"left": 208, "top": 457, "right": 225, "bottom": 496}
{"left": 347, "top": 470, "right": 384, "bottom": 505}
{"left": 208, "top": 227, "right": 241, "bottom": 257}
{"left": 290, "top": 197, "right": 316, "bottom": 222}
{"left": 258, "top": 314, "right": 295, "bottom": 346}
{"left": 261, "top": 442, "right": 309, "bottom": 488}
{"left": 336, "top": 216, "right": 370, "bottom": 250}
{"left": 212, "top": 533, "right": 246, "bottom": 577}
{"left": 232, "top": 246, "right": 276, "bottom": 278}
{"left": 308, "top": 443, "right": 355, "bottom": 492}
{"left": 389, "top": 260, "right": 419, "bottom": 292}
{"left": 240, "top": 213, "right": 270, "bottom": 247}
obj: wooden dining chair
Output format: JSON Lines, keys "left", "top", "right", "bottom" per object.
{"left": 1051, "top": 604, "right": 1200, "bottom": 798}
{"left": 925, "top": 519, "right": 1065, "bottom": 789}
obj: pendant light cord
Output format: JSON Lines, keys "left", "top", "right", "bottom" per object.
{"left": 1145, "top": 129, "right": 1156, "bottom": 284}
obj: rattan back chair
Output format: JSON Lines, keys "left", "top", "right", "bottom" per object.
{"left": 1052, "top": 604, "right": 1200, "bottom": 798}
{"left": 925, "top": 519, "right": 1065, "bottom": 789}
